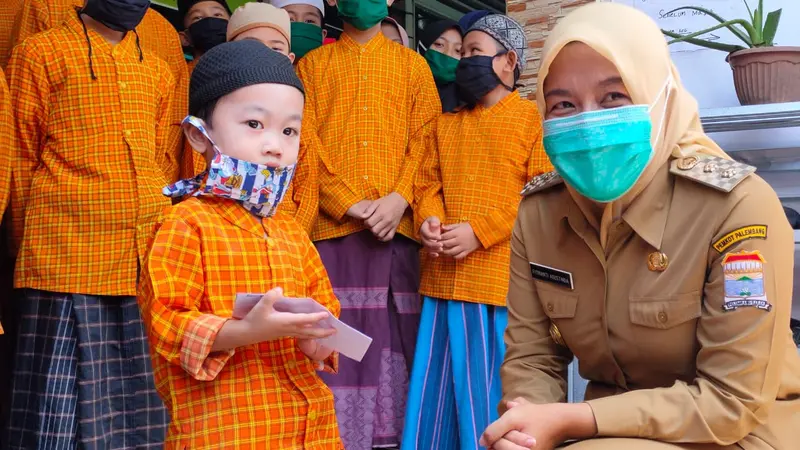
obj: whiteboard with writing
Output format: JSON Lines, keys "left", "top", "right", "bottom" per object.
{"left": 633, "top": 0, "right": 739, "bottom": 52}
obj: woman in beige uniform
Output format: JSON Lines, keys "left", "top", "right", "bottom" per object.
{"left": 478, "top": 3, "right": 800, "bottom": 450}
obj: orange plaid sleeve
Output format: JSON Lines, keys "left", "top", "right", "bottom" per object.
{"left": 296, "top": 56, "right": 362, "bottom": 222}
{"left": 278, "top": 140, "right": 319, "bottom": 234}
{"left": 10, "top": 0, "right": 52, "bottom": 48}
{"left": 392, "top": 56, "right": 440, "bottom": 205}
{"left": 471, "top": 120, "right": 551, "bottom": 249}
{"left": 299, "top": 230, "right": 339, "bottom": 373}
{"left": 143, "top": 214, "right": 234, "bottom": 380}
{"left": 154, "top": 71, "right": 178, "bottom": 186}
{"left": 0, "top": 71, "right": 12, "bottom": 221}
{"left": 0, "top": 0, "right": 25, "bottom": 70}
{"left": 413, "top": 120, "right": 445, "bottom": 235}
{"left": 7, "top": 40, "right": 49, "bottom": 255}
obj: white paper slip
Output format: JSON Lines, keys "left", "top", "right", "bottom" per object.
{"left": 233, "top": 293, "right": 373, "bottom": 362}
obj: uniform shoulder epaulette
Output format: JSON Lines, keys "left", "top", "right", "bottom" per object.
{"left": 520, "top": 171, "right": 564, "bottom": 197}
{"left": 669, "top": 155, "right": 755, "bottom": 193}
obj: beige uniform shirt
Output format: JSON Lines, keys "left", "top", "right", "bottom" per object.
{"left": 502, "top": 157, "right": 800, "bottom": 449}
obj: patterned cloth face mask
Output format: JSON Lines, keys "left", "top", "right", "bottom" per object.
{"left": 163, "top": 116, "right": 296, "bottom": 218}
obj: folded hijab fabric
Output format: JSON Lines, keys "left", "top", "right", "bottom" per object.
{"left": 382, "top": 17, "right": 409, "bottom": 48}
{"left": 535, "top": 2, "right": 729, "bottom": 246}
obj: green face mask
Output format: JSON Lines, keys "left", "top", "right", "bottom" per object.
{"left": 291, "top": 22, "right": 323, "bottom": 60}
{"left": 425, "top": 49, "right": 459, "bottom": 83}
{"left": 336, "top": 0, "right": 387, "bottom": 31}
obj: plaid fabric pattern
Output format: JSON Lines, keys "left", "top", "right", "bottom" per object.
{"left": 139, "top": 196, "right": 343, "bottom": 449}
{"left": 7, "top": 12, "right": 177, "bottom": 296}
{"left": 3, "top": 289, "right": 168, "bottom": 450}
{"left": 296, "top": 32, "right": 441, "bottom": 242}
{"left": 0, "top": 71, "right": 11, "bottom": 239}
{"left": 414, "top": 93, "right": 552, "bottom": 306}
{"left": 12, "top": 0, "right": 189, "bottom": 183}
{"left": 0, "top": 0, "right": 24, "bottom": 69}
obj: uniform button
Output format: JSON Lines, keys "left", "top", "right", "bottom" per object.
{"left": 119, "top": 81, "right": 127, "bottom": 89}
{"left": 124, "top": 130, "right": 132, "bottom": 137}
{"left": 360, "top": 48, "right": 366, "bottom": 53}
{"left": 363, "top": 106, "right": 368, "bottom": 111}
{"left": 363, "top": 175, "right": 368, "bottom": 180}
{"left": 362, "top": 141, "right": 368, "bottom": 147}
{"left": 657, "top": 312, "right": 668, "bottom": 323}
{"left": 461, "top": 217, "right": 468, "bottom": 222}
{"left": 468, "top": 175, "right": 475, "bottom": 181}
{"left": 362, "top": 75, "right": 367, "bottom": 81}
{"left": 266, "top": 239, "right": 275, "bottom": 248}
{"left": 546, "top": 303, "right": 554, "bottom": 312}
{"left": 308, "top": 410, "right": 318, "bottom": 421}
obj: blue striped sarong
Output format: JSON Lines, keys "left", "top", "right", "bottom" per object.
{"left": 401, "top": 296, "right": 508, "bottom": 450}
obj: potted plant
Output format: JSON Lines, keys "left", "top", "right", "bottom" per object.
{"left": 662, "top": 0, "right": 800, "bottom": 105}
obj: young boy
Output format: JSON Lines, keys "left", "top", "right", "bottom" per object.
{"left": 272, "top": 0, "right": 327, "bottom": 61}
{"left": 403, "top": 14, "right": 553, "bottom": 450}
{"left": 227, "top": 2, "right": 294, "bottom": 62}
{"left": 296, "top": 0, "right": 440, "bottom": 448}
{"left": 140, "top": 39, "right": 343, "bottom": 449}
{"left": 178, "top": 0, "right": 231, "bottom": 74}
{"left": 5, "top": 1, "right": 174, "bottom": 447}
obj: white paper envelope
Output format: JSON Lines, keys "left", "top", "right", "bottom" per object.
{"left": 233, "top": 293, "right": 373, "bottom": 362}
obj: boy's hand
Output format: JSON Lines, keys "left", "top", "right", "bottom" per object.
{"left": 364, "top": 192, "right": 408, "bottom": 242}
{"left": 346, "top": 200, "right": 374, "bottom": 219}
{"left": 420, "top": 217, "right": 443, "bottom": 257}
{"left": 297, "top": 338, "right": 333, "bottom": 370}
{"left": 440, "top": 223, "right": 480, "bottom": 260}
{"left": 244, "top": 288, "right": 337, "bottom": 342}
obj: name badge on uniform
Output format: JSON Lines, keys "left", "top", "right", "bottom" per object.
{"left": 529, "top": 263, "right": 574, "bottom": 290}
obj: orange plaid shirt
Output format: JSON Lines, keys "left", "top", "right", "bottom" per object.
{"left": 296, "top": 32, "right": 441, "bottom": 242}
{"left": 0, "top": 69, "right": 11, "bottom": 336}
{"left": 140, "top": 196, "right": 342, "bottom": 449}
{"left": 0, "top": 0, "right": 25, "bottom": 70}
{"left": 8, "top": 11, "right": 176, "bottom": 296}
{"left": 414, "top": 93, "right": 552, "bottom": 306}
{"left": 12, "top": 0, "right": 189, "bottom": 182}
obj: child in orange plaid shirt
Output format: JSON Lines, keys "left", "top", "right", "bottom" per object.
{"left": 139, "top": 40, "right": 343, "bottom": 449}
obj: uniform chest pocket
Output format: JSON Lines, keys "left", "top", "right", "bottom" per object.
{"left": 629, "top": 291, "right": 702, "bottom": 330}
{"left": 536, "top": 283, "right": 579, "bottom": 319}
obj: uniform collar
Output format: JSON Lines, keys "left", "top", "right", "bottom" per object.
{"left": 338, "top": 30, "right": 387, "bottom": 55}
{"left": 473, "top": 90, "right": 522, "bottom": 115}
{"left": 621, "top": 161, "right": 674, "bottom": 250}
{"left": 206, "top": 197, "right": 265, "bottom": 238}
{"left": 558, "top": 160, "right": 674, "bottom": 252}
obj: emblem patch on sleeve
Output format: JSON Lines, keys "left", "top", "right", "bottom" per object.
{"left": 722, "top": 250, "right": 771, "bottom": 312}
{"left": 712, "top": 225, "right": 767, "bottom": 253}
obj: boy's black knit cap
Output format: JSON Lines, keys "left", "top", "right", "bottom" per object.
{"left": 189, "top": 40, "right": 305, "bottom": 116}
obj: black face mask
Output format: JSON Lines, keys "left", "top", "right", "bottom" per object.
{"left": 455, "top": 53, "right": 514, "bottom": 105}
{"left": 82, "top": 0, "right": 150, "bottom": 32}
{"left": 188, "top": 17, "right": 228, "bottom": 54}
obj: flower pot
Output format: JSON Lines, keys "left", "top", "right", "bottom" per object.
{"left": 726, "top": 46, "right": 800, "bottom": 105}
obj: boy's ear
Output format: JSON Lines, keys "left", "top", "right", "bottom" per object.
{"left": 322, "top": 28, "right": 327, "bottom": 39}
{"left": 179, "top": 31, "right": 191, "bottom": 47}
{"left": 505, "top": 51, "right": 518, "bottom": 75}
{"left": 288, "top": 52, "right": 296, "bottom": 64}
{"left": 182, "top": 122, "right": 213, "bottom": 155}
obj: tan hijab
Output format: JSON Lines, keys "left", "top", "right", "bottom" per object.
{"left": 535, "top": 2, "right": 729, "bottom": 248}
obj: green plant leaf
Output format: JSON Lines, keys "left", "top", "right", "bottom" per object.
{"left": 662, "top": 29, "right": 747, "bottom": 53}
{"left": 762, "top": 9, "right": 782, "bottom": 46}
{"left": 664, "top": 19, "right": 757, "bottom": 47}
{"left": 663, "top": 6, "right": 752, "bottom": 46}
{"left": 743, "top": 0, "right": 754, "bottom": 21}
{"left": 754, "top": 0, "right": 763, "bottom": 36}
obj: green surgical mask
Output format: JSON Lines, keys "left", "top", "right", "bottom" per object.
{"left": 291, "top": 22, "right": 323, "bottom": 60}
{"left": 336, "top": 0, "right": 387, "bottom": 31}
{"left": 425, "top": 49, "right": 459, "bottom": 83}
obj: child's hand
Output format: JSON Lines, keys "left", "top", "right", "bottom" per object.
{"left": 440, "top": 222, "right": 481, "bottom": 260}
{"left": 363, "top": 192, "right": 408, "bottom": 242}
{"left": 346, "top": 200, "right": 374, "bottom": 219}
{"left": 244, "top": 288, "right": 337, "bottom": 343}
{"left": 297, "top": 339, "right": 333, "bottom": 370}
{"left": 420, "top": 217, "right": 443, "bottom": 257}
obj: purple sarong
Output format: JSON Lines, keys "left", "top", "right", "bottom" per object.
{"left": 316, "top": 230, "right": 421, "bottom": 450}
